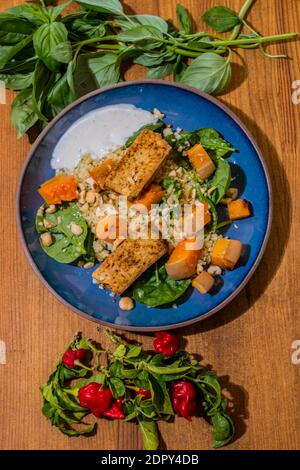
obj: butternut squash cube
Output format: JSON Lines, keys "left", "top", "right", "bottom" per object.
{"left": 211, "top": 238, "right": 242, "bottom": 270}
{"left": 186, "top": 144, "right": 216, "bottom": 179}
{"left": 228, "top": 199, "right": 251, "bottom": 220}
{"left": 192, "top": 271, "right": 215, "bottom": 294}
{"left": 166, "top": 238, "right": 201, "bottom": 280}
{"left": 89, "top": 158, "right": 116, "bottom": 189}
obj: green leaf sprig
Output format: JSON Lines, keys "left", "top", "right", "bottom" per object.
{"left": 0, "top": 0, "right": 297, "bottom": 137}
{"left": 41, "top": 331, "right": 235, "bottom": 449}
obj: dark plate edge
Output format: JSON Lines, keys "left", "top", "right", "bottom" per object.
{"left": 16, "top": 79, "right": 273, "bottom": 332}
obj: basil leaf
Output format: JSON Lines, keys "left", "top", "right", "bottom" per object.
{"left": 147, "top": 62, "right": 175, "bottom": 79}
{"left": 117, "top": 25, "right": 163, "bottom": 51}
{"left": 33, "top": 22, "right": 68, "bottom": 71}
{"left": 202, "top": 6, "right": 241, "bottom": 33}
{"left": 10, "top": 87, "right": 38, "bottom": 138}
{"left": 0, "top": 35, "right": 32, "bottom": 69}
{"left": 134, "top": 50, "right": 176, "bottom": 67}
{"left": 48, "top": 62, "right": 76, "bottom": 115}
{"left": 0, "top": 71, "right": 33, "bottom": 90}
{"left": 74, "top": 52, "right": 120, "bottom": 97}
{"left": 8, "top": 4, "right": 50, "bottom": 25}
{"left": 50, "top": 41, "right": 73, "bottom": 63}
{"left": 176, "top": 4, "right": 191, "bottom": 34}
{"left": 179, "top": 52, "right": 232, "bottom": 95}
{"left": 198, "top": 128, "right": 235, "bottom": 158}
{"left": 138, "top": 419, "right": 159, "bottom": 450}
{"left": 0, "top": 13, "right": 34, "bottom": 44}
{"left": 48, "top": 1, "right": 72, "bottom": 22}
{"left": 76, "top": 0, "right": 124, "bottom": 15}
{"left": 32, "top": 61, "right": 55, "bottom": 121}
{"left": 208, "top": 158, "right": 231, "bottom": 204}
{"left": 126, "top": 344, "right": 142, "bottom": 358}
{"left": 133, "top": 265, "right": 191, "bottom": 307}
{"left": 116, "top": 14, "right": 168, "bottom": 33}
{"left": 173, "top": 56, "right": 187, "bottom": 81}
{"left": 211, "top": 411, "right": 235, "bottom": 448}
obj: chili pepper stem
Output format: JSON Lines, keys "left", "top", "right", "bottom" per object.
{"left": 74, "top": 361, "right": 94, "bottom": 371}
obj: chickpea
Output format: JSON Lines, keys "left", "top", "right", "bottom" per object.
{"left": 119, "top": 297, "right": 134, "bottom": 311}
{"left": 70, "top": 223, "right": 83, "bottom": 236}
{"left": 40, "top": 232, "right": 53, "bottom": 247}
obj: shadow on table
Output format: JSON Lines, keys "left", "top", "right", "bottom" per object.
{"left": 182, "top": 104, "right": 291, "bottom": 335}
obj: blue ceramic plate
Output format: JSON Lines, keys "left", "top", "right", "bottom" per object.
{"left": 17, "top": 81, "right": 272, "bottom": 331}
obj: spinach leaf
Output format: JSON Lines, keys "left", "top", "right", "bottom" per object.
{"left": 116, "top": 14, "right": 168, "bottom": 34}
{"left": 125, "top": 121, "right": 163, "bottom": 147}
{"left": 0, "top": 35, "right": 32, "bottom": 69}
{"left": 10, "top": 87, "right": 39, "bottom": 138}
{"left": 176, "top": 4, "right": 191, "bottom": 34}
{"left": 76, "top": 0, "right": 124, "bottom": 15}
{"left": 138, "top": 419, "right": 159, "bottom": 450}
{"left": 208, "top": 158, "right": 231, "bottom": 204}
{"left": 179, "top": 52, "right": 231, "bottom": 95}
{"left": 147, "top": 62, "right": 175, "bottom": 79}
{"left": 0, "top": 13, "right": 34, "bottom": 45}
{"left": 133, "top": 264, "right": 191, "bottom": 307}
{"left": 36, "top": 203, "right": 88, "bottom": 263}
{"left": 0, "top": 71, "right": 33, "bottom": 90}
{"left": 198, "top": 128, "right": 235, "bottom": 158}
{"left": 74, "top": 52, "right": 120, "bottom": 97}
{"left": 83, "top": 228, "right": 96, "bottom": 263}
{"left": 33, "top": 22, "right": 68, "bottom": 71}
{"left": 202, "top": 6, "right": 241, "bottom": 33}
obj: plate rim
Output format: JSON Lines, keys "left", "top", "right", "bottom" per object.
{"left": 16, "top": 79, "right": 273, "bottom": 332}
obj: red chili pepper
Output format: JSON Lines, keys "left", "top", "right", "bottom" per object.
{"left": 153, "top": 332, "right": 180, "bottom": 357}
{"left": 62, "top": 348, "right": 87, "bottom": 369}
{"left": 78, "top": 383, "right": 112, "bottom": 417}
{"left": 136, "top": 389, "right": 152, "bottom": 400}
{"left": 103, "top": 399, "right": 125, "bottom": 419}
{"left": 171, "top": 380, "right": 197, "bottom": 421}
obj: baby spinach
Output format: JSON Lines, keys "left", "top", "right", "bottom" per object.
{"left": 162, "top": 177, "right": 183, "bottom": 200}
{"left": 208, "top": 158, "right": 231, "bottom": 204}
{"left": 125, "top": 121, "right": 164, "bottom": 147}
{"left": 198, "top": 128, "right": 235, "bottom": 158}
{"left": 133, "top": 264, "right": 191, "bottom": 307}
{"left": 36, "top": 203, "right": 88, "bottom": 263}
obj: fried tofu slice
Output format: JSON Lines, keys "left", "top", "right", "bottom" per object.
{"left": 92, "top": 238, "right": 167, "bottom": 295}
{"left": 104, "top": 130, "right": 171, "bottom": 199}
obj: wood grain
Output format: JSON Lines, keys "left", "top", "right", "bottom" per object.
{"left": 0, "top": 0, "right": 300, "bottom": 450}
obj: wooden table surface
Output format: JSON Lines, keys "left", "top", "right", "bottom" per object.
{"left": 1, "top": 0, "right": 300, "bottom": 451}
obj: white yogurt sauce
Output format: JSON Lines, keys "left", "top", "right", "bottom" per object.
{"left": 51, "top": 104, "right": 158, "bottom": 170}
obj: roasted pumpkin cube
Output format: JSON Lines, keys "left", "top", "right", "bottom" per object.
{"left": 166, "top": 237, "right": 201, "bottom": 280}
{"left": 192, "top": 271, "right": 215, "bottom": 294}
{"left": 89, "top": 158, "right": 116, "bottom": 189}
{"left": 228, "top": 199, "right": 251, "bottom": 220}
{"left": 211, "top": 238, "right": 242, "bottom": 270}
{"left": 38, "top": 175, "right": 78, "bottom": 205}
{"left": 186, "top": 144, "right": 216, "bottom": 179}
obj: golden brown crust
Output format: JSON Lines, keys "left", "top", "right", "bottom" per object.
{"left": 104, "top": 130, "right": 171, "bottom": 199}
{"left": 92, "top": 238, "right": 167, "bottom": 295}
